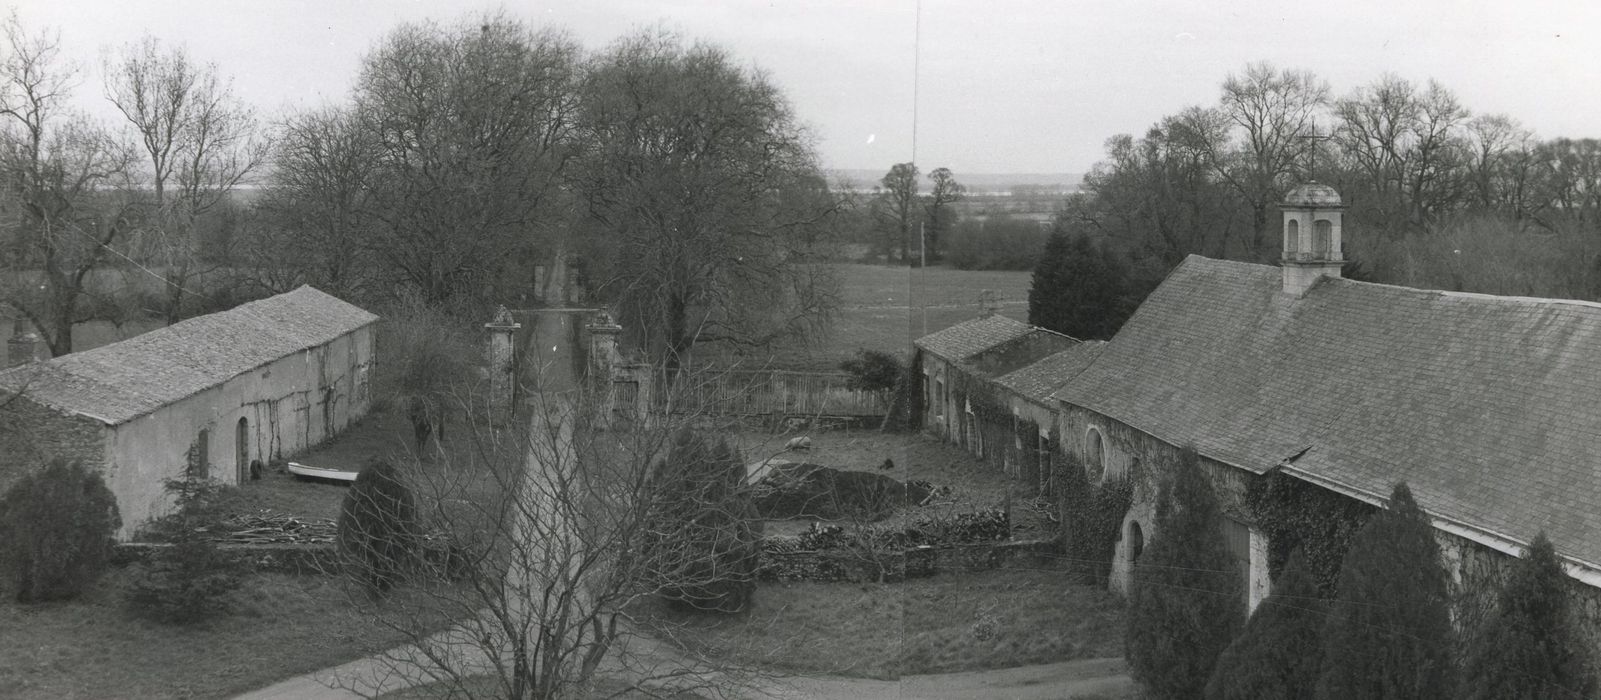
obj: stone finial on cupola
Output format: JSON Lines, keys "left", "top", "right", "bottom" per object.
{"left": 1280, "top": 181, "right": 1345, "bottom": 296}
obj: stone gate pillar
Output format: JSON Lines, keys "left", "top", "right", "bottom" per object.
{"left": 485, "top": 306, "right": 520, "bottom": 423}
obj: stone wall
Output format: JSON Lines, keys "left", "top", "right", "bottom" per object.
{"left": 0, "top": 394, "right": 107, "bottom": 500}
{"left": 757, "top": 538, "right": 1059, "bottom": 584}
{"left": 1439, "top": 529, "right": 1601, "bottom": 659}
{"left": 1055, "top": 404, "right": 1262, "bottom": 602}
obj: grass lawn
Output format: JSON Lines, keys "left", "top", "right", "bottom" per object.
{"left": 0, "top": 569, "right": 424, "bottom": 700}
{"left": 223, "top": 405, "right": 490, "bottom": 524}
{"left": 702, "top": 264, "right": 1033, "bottom": 371}
{"left": 634, "top": 568, "right": 1125, "bottom": 680}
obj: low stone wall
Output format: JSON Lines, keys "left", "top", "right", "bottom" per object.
{"left": 758, "top": 537, "right": 1059, "bottom": 584}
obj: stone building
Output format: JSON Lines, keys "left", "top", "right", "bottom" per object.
{"left": 0, "top": 286, "right": 377, "bottom": 534}
{"left": 1048, "top": 182, "right": 1601, "bottom": 630}
{"left": 913, "top": 313, "right": 1087, "bottom": 490}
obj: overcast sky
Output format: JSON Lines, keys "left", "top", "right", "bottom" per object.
{"left": 12, "top": 0, "right": 1601, "bottom": 175}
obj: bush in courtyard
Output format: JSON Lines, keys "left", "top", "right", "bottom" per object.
{"left": 338, "top": 459, "right": 420, "bottom": 596}
{"left": 0, "top": 459, "right": 120, "bottom": 602}
{"left": 1125, "top": 447, "right": 1243, "bottom": 700}
{"left": 1316, "top": 482, "right": 1456, "bottom": 699}
{"left": 644, "top": 430, "right": 761, "bottom": 613}
{"left": 124, "top": 475, "right": 244, "bottom": 624}
{"left": 1204, "top": 550, "right": 1327, "bottom": 699}
{"left": 1461, "top": 532, "right": 1597, "bottom": 699}
{"left": 839, "top": 349, "right": 903, "bottom": 394}
{"left": 124, "top": 538, "right": 244, "bottom": 624}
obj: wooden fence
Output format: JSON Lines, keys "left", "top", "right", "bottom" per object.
{"left": 668, "top": 370, "right": 890, "bottom": 419}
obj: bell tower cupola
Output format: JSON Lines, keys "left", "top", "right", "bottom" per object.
{"left": 1280, "top": 181, "right": 1344, "bottom": 295}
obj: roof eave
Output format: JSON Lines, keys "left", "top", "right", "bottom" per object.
{"left": 1279, "top": 462, "right": 1601, "bottom": 589}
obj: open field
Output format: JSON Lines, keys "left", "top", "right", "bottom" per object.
{"left": 711, "top": 264, "right": 1034, "bottom": 371}
{"left": 4, "top": 263, "right": 1033, "bottom": 372}
{"left": 634, "top": 568, "right": 1124, "bottom": 680}
{"left": 0, "top": 571, "right": 423, "bottom": 700}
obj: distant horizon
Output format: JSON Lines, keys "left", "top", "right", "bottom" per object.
{"left": 12, "top": 1, "right": 1601, "bottom": 175}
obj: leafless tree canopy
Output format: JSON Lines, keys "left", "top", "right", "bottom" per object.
{"left": 568, "top": 29, "right": 842, "bottom": 367}
{"left": 335, "top": 385, "right": 769, "bottom": 699}
{"left": 0, "top": 14, "right": 137, "bottom": 357}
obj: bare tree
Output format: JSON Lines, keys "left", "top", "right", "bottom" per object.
{"left": 334, "top": 373, "right": 772, "bottom": 699}
{"left": 1212, "top": 62, "right": 1329, "bottom": 257}
{"left": 0, "top": 14, "right": 137, "bottom": 357}
{"left": 570, "top": 29, "right": 840, "bottom": 370}
{"left": 103, "top": 35, "right": 267, "bottom": 322}
{"left": 1465, "top": 114, "right": 1535, "bottom": 216}
{"left": 875, "top": 162, "right": 919, "bottom": 264}
{"left": 924, "top": 166, "right": 963, "bottom": 264}
{"left": 252, "top": 106, "right": 377, "bottom": 297}
{"left": 353, "top": 13, "right": 578, "bottom": 306}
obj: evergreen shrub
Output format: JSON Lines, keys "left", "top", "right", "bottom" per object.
{"left": 0, "top": 459, "right": 121, "bottom": 602}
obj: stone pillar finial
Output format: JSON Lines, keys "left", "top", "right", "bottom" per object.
{"left": 484, "top": 306, "right": 521, "bottom": 423}
{"left": 7, "top": 317, "right": 47, "bottom": 369}
{"left": 980, "top": 289, "right": 999, "bottom": 317}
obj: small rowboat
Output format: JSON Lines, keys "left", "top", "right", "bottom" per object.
{"left": 287, "top": 461, "right": 360, "bottom": 483}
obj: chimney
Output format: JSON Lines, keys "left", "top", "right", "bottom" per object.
{"left": 980, "top": 289, "right": 1000, "bottom": 317}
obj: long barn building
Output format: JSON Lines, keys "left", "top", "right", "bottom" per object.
{"left": 0, "top": 286, "right": 377, "bottom": 534}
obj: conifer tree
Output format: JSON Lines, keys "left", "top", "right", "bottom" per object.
{"left": 1463, "top": 532, "right": 1597, "bottom": 700}
{"left": 1126, "top": 447, "right": 1244, "bottom": 700}
{"left": 1028, "top": 230, "right": 1133, "bottom": 340}
{"left": 1316, "top": 482, "right": 1456, "bottom": 699}
{"left": 644, "top": 430, "right": 761, "bottom": 613}
{"left": 1205, "top": 549, "right": 1326, "bottom": 699}
{"left": 0, "top": 459, "right": 120, "bottom": 602}
{"left": 338, "top": 459, "right": 419, "bottom": 596}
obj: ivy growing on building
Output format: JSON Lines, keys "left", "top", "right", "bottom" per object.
{"left": 1057, "top": 449, "right": 1133, "bottom": 586}
{"left": 1246, "top": 468, "right": 1374, "bottom": 596}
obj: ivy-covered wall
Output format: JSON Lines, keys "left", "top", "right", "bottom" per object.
{"left": 1053, "top": 404, "right": 1262, "bottom": 603}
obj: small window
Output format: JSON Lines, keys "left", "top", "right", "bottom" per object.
{"left": 1085, "top": 428, "right": 1106, "bottom": 482}
{"left": 1284, "top": 219, "right": 1300, "bottom": 254}
{"left": 189, "top": 428, "right": 210, "bottom": 479}
{"left": 1128, "top": 521, "right": 1145, "bottom": 562}
{"left": 1314, "top": 219, "right": 1333, "bottom": 255}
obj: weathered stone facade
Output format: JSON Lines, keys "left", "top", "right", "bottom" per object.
{"left": 0, "top": 287, "right": 377, "bottom": 536}
{"left": 1053, "top": 404, "right": 1267, "bottom": 609}
{"left": 0, "top": 394, "right": 105, "bottom": 497}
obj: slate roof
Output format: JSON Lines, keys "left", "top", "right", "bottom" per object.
{"left": 914, "top": 314, "right": 1032, "bottom": 362}
{"left": 994, "top": 341, "right": 1107, "bottom": 405}
{"left": 0, "top": 286, "right": 377, "bottom": 425}
{"left": 1052, "top": 255, "right": 1601, "bottom": 568}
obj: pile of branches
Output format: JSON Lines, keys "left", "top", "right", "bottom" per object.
{"left": 207, "top": 511, "right": 338, "bottom": 545}
{"left": 761, "top": 509, "right": 1011, "bottom": 555}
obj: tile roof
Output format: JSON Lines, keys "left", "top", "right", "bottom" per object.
{"left": 994, "top": 341, "right": 1107, "bottom": 405}
{"left": 914, "top": 314, "right": 1032, "bottom": 362}
{"left": 1052, "top": 255, "right": 1601, "bottom": 568}
{"left": 0, "top": 286, "right": 377, "bottom": 425}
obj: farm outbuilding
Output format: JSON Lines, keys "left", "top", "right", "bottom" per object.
{"left": 913, "top": 313, "right": 1085, "bottom": 490}
{"left": 0, "top": 286, "right": 377, "bottom": 535}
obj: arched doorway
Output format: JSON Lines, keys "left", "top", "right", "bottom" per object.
{"left": 236, "top": 417, "right": 249, "bottom": 484}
